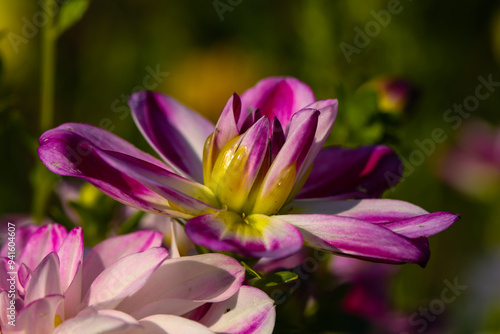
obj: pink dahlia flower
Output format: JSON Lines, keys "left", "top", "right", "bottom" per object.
{"left": 0, "top": 224, "right": 274, "bottom": 333}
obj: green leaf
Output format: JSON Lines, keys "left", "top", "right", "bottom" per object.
{"left": 56, "top": 0, "right": 90, "bottom": 36}
{"left": 241, "top": 261, "right": 263, "bottom": 279}
{"left": 253, "top": 271, "right": 298, "bottom": 288}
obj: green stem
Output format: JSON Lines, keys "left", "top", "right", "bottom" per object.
{"left": 40, "top": 0, "right": 56, "bottom": 132}
{"left": 32, "top": 0, "right": 58, "bottom": 222}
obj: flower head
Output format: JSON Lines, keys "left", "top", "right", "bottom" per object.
{"left": 0, "top": 223, "right": 275, "bottom": 333}
{"left": 38, "top": 77, "right": 459, "bottom": 266}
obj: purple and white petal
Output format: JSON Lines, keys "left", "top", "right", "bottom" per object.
{"left": 130, "top": 91, "right": 215, "bottom": 182}
{"left": 38, "top": 128, "right": 193, "bottom": 217}
{"left": 185, "top": 212, "right": 303, "bottom": 258}
{"left": 40, "top": 123, "right": 168, "bottom": 168}
{"left": 232, "top": 116, "right": 270, "bottom": 189}
{"left": 278, "top": 214, "right": 430, "bottom": 266}
{"left": 295, "top": 99, "right": 338, "bottom": 182}
{"left": 99, "top": 150, "right": 220, "bottom": 215}
{"left": 213, "top": 93, "right": 242, "bottom": 153}
{"left": 251, "top": 110, "right": 319, "bottom": 214}
{"left": 198, "top": 286, "right": 275, "bottom": 334}
{"left": 298, "top": 145, "right": 402, "bottom": 199}
{"left": 270, "top": 117, "right": 286, "bottom": 161}
{"left": 279, "top": 108, "right": 319, "bottom": 173}
{"left": 282, "top": 198, "right": 429, "bottom": 223}
{"left": 240, "top": 77, "right": 315, "bottom": 128}
{"left": 381, "top": 212, "right": 460, "bottom": 238}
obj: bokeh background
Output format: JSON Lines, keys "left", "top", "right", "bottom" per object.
{"left": 1, "top": 0, "right": 500, "bottom": 333}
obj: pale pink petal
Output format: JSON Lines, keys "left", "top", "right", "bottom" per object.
{"left": 82, "top": 247, "right": 168, "bottom": 310}
{"left": 13, "top": 294, "right": 64, "bottom": 334}
{"left": 24, "top": 252, "right": 62, "bottom": 305}
{"left": 63, "top": 262, "right": 82, "bottom": 320}
{"left": 57, "top": 227, "right": 84, "bottom": 293}
{"left": 18, "top": 224, "right": 67, "bottom": 270}
{"left": 199, "top": 286, "right": 276, "bottom": 334}
{"left": 0, "top": 290, "right": 10, "bottom": 327}
{"left": 54, "top": 309, "right": 140, "bottom": 334}
{"left": 168, "top": 222, "right": 181, "bottom": 259}
{"left": 82, "top": 230, "right": 163, "bottom": 298}
{"left": 117, "top": 254, "right": 244, "bottom": 315}
{"left": 0, "top": 258, "right": 15, "bottom": 291}
{"left": 122, "top": 314, "right": 214, "bottom": 334}
{"left": 128, "top": 298, "right": 203, "bottom": 320}
{"left": 17, "top": 263, "right": 31, "bottom": 297}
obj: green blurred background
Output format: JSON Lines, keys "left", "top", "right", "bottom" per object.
{"left": 1, "top": 0, "right": 500, "bottom": 333}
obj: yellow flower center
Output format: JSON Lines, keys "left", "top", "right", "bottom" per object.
{"left": 203, "top": 133, "right": 298, "bottom": 217}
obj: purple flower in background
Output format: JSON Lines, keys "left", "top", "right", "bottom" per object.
{"left": 0, "top": 223, "right": 275, "bottom": 333}
{"left": 439, "top": 119, "right": 500, "bottom": 200}
{"left": 363, "top": 76, "right": 417, "bottom": 114}
{"left": 38, "top": 77, "right": 459, "bottom": 266}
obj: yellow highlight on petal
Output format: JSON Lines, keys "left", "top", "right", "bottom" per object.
{"left": 286, "top": 162, "right": 314, "bottom": 205}
{"left": 208, "top": 136, "right": 260, "bottom": 213}
{"left": 208, "top": 136, "right": 240, "bottom": 192}
{"left": 250, "top": 163, "right": 296, "bottom": 216}
{"left": 202, "top": 133, "right": 215, "bottom": 186}
{"left": 215, "top": 211, "right": 269, "bottom": 238}
{"left": 218, "top": 147, "right": 251, "bottom": 212}
{"left": 54, "top": 314, "right": 63, "bottom": 328}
